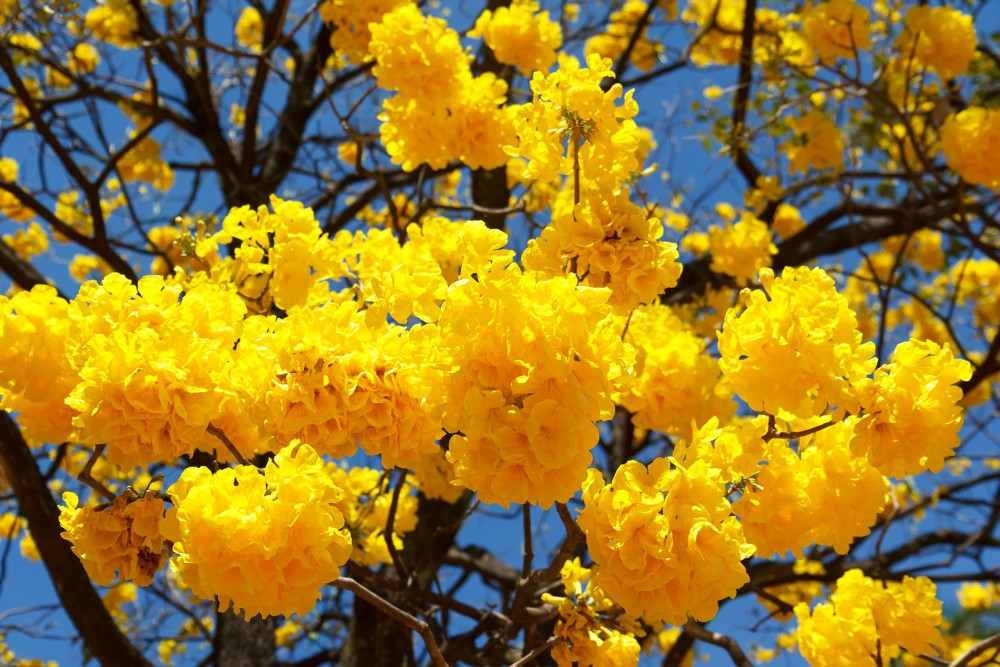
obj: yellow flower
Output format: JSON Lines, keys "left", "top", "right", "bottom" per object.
{"left": 895, "top": 6, "right": 976, "bottom": 80}
{"left": 956, "top": 582, "right": 1000, "bottom": 611}
{"left": 578, "top": 458, "right": 754, "bottom": 624}
{"left": 771, "top": 203, "right": 804, "bottom": 240}
{"left": 235, "top": 7, "right": 263, "bottom": 50}
{"left": 59, "top": 491, "right": 168, "bottom": 586}
{"left": 0, "top": 285, "right": 80, "bottom": 445}
{"left": 708, "top": 212, "right": 776, "bottom": 285}
{"left": 801, "top": 0, "right": 871, "bottom": 65}
{"left": 164, "top": 442, "right": 352, "bottom": 619}
{"left": 472, "top": 0, "right": 562, "bottom": 76}
{"left": 941, "top": 107, "right": 1000, "bottom": 192}
{"left": 434, "top": 224, "right": 631, "bottom": 507}
{"left": 369, "top": 4, "right": 470, "bottom": 108}
{"left": 318, "top": 0, "right": 411, "bottom": 65}
{"left": 327, "top": 465, "right": 419, "bottom": 567}
{"left": 621, "top": 304, "right": 734, "bottom": 438}
{"left": 66, "top": 275, "right": 247, "bottom": 468}
{"left": 851, "top": 339, "right": 971, "bottom": 477}
{"left": 544, "top": 559, "right": 644, "bottom": 667}
{"left": 85, "top": 0, "right": 140, "bottom": 49}
{"left": 585, "top": 1, "right": 669, "bottom": 72}
{"left": 68, "top": 43, "right": 101, "bottom": 75}
{"left": 521, "top": 188, "right": 682, "bottom": 309}
{"left": 783, "top": 111, "right": 844, "bottom": 175}
{"left": 718, "top": 266, "right": 876, "bottom": 419}
{"left": 796, "top": 570, "right": 942, "bottom": 665}
{"left": 118, "top": 136, "right": 174, "bottom": 191}
{"left": 735, "top": 419, "right": 888, "bottom": 557}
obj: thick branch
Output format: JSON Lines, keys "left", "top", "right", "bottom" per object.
{"left": 0, "top": 413, "right": 151, "bottom": 666}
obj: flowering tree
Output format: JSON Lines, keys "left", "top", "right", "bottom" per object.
{"left": 0, "top": 0, "right": 999, "bottom": 665}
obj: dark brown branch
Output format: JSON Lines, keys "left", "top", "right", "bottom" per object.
{"left": 0, "top": 412, "right": 152, "bottom": 666}
{"left": 333, "top": 578, "right": 447, "bottom": 667}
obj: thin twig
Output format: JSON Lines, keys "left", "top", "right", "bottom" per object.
{"left": 332, "top": 577, "right": 447, "bottom": 667}
{"left": 78, "top": 445, "right": 116, "bottom": 502}
{"left": 510, "top": 636, "right": 560, "bottom": 667}
{"left": 205, "top": 423, "right": 251, "bottom": 466}
{"left": 386, "top": 468, "right": 410, "bottom": 585}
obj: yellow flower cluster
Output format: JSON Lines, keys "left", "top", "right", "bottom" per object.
{"left": 620, "top": 304, "right": 734, "bottom": 439}
{"left": 585, "top": 0, "right": 668, "bottom": 72}
{"left": 194, "top": 197, "right": 343, "bottom": 312}
{"left": 245, "top": 302, "right": 441, "bottom": 469}
{"left": 771, "top": 203, "right": 805, "bottom": 240}
{"left": 4, "top": 222, "right": 48, "bottom": 261}
{"left": 66, "top": 275, "right": 246, "bottom": 469}
{"left": 163, "top": 442, "right": 352, "bottom": 619}
{"left": 948, "top": 258, "right": 1000, "bottom": 327}
{"left": 507, "top": 53, "right": 642, "bottom": 189}
{"left": 784, "top": 111, "right": 844, "bottom": 175}
{"left": 718, "top": 267, "right": 876, "bottom": 419}
{"left": 578, "top": 458, "right": 754, "bottom": 625}
{"left": 372, "top": 5, "right": 512, "bottom": 171}
{"left": 328, "top": 465, "right": 419, "bottom": 567}
{"left": 521, "top": 189, "right": 682, "bottom": 309}
{"left": 941, "top": 107, "right": 1000, "bottom": 191}
{"left": 682, "top": 0, "right": 744, "bottom": 66}
{"left": 471, "top": 0, "right": 562, "bottom": 76}
{"left": 59, "top": 491, "right": 168, "bottom": 586}
{"left": 708, "top": 212, "right": 776, "bottom": 285}
{"left": 543, "top": 558, "right": 642, "bottom": 667}
{"left": 956, "top": 581, "right": 1000, "bottom": 611}
{"left": 0, "top": 286, "right": 80, "bottom": 445}
{"left": 735, "top": 420, "right": 888, "bottom": 557}
{"left": 440, "top": 224, "right": 632, "bottom": 508}
{"left": 0, "top": 158, "right": 34, "bottom": 222}
{"left": 795, "top": 569, "right": 942, "bottom": 665}
{"left": 800, "top": 0, "right": 871, "bottom": 65}
{"left": 895, "top": 6, "right": 976, "bottom": 81}
{"left": 851, "top": 339, "right": 971, "bottom": 477}
{"left": 118, "top": 136, "right": 174, "bottom": 191}
{"left": 85, "top": 0, "right": 140, "bottom": 48}
{"left": 318, "top": 0, "right": 411, "bottom": 64}
{"left": 235, "top": 7, "right": 263, "bottom": 50}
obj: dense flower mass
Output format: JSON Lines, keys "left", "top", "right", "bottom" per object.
{"left": 59, "top": 491, "right": 168, "bottom": 586}
{"left": 800, "top": 0, "right": 870, "bottom": 64}
{"left": 941, "top": 107, "right": 1000, "bottom": 191}
{"left": 472, "top": 0, "right": 562, "bottom": 76}
{"left": 718, "top": 267, "right": 876, "bottom": 419}
{"left": 708, "top": 212, "right": 776, "bottom": 285}
{"left": 796, "top": 570, "right": 943, "bottom": 666}
{"left": 163, "top": 442, "right": 352, "bottom": 619}
{"left": 895, "top": 6, "right": 976, "bottom": 81}
{"left": 620, "top": 304, "right": 734, "bottom": 438}
{"left": 578, "top": 458, "right": 754, "bottom": 624}
{"left": 521, "top": 189, "right": 682, "bottom": 309}
{"left": 506, "top": 54, "right": 643, "bottom": 189}
{"left": 2, "top": 0, "right": 996, "bottom": 657}
{"left": 440, "top": 225, "right": 633, "bottom": 507}
{"left": 66, "top": 275, "right": 246, "bottom": 469}
{"left": 543, "top": 558, "right": 643, "bottom": 667}
{"left": 734, "top": 419, "right": 888, "bottom": 557}
{"left": 851, "top": 339, "right": 971, "bottom": 477}
{"left": 318, "top": 0, "right": 411, "bottom": 63}
{"left": 783, "top": 111, "right": 844, "bottom": 175}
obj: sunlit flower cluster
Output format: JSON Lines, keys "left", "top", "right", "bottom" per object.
{"left": 164, "top": 442, "right": 352, "bottom": 619}
{"left": 59, "top": 491, "right": 168, "bottom": 586}
{"left": 795, "top": 569, "right": 942, "bottom": 665}
{"left": 578, "top": 458, "right": 754, "bottom": 624}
